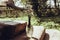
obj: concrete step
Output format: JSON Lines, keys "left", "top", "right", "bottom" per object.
{"left": 43, "top": 29, "right": 60, "bottom": 40}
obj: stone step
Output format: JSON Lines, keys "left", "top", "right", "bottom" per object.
{"left": 43, "top": 29, "right": 60, "bottom": 40}
{"left": 12, "top": 26, "right": 45, "bottom": 40}
{"left": 32, "top": 26, "right": 45, "bottom": 40}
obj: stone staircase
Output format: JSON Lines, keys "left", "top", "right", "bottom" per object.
{"left": 0, "top": 21, "right": 60, "bottom": 40}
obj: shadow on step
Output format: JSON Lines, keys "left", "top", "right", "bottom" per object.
{"left": 43, "top": 33, "right": 49, "bottom": 40}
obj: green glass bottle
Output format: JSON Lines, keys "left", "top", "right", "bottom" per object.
{"left": 26, "top": 14, "right": 33, "bottom": 39}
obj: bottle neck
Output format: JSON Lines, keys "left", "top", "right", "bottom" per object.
{"left": 28, "top": 15, "right": 31, "bottom": 28}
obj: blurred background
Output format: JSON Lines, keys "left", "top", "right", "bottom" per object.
{"left": 0, "top": 0, "right": 60, "bottom": 30}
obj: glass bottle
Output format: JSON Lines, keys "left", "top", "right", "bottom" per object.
{"left": 26, "top": 14, "right": 33, "bottom": 40}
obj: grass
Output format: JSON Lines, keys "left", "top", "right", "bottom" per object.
{"left": 0, "top": 15, "right": 60, "bottom": 30}
{"left": 0, "top": 0, "right": 60, "bottom": 31}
